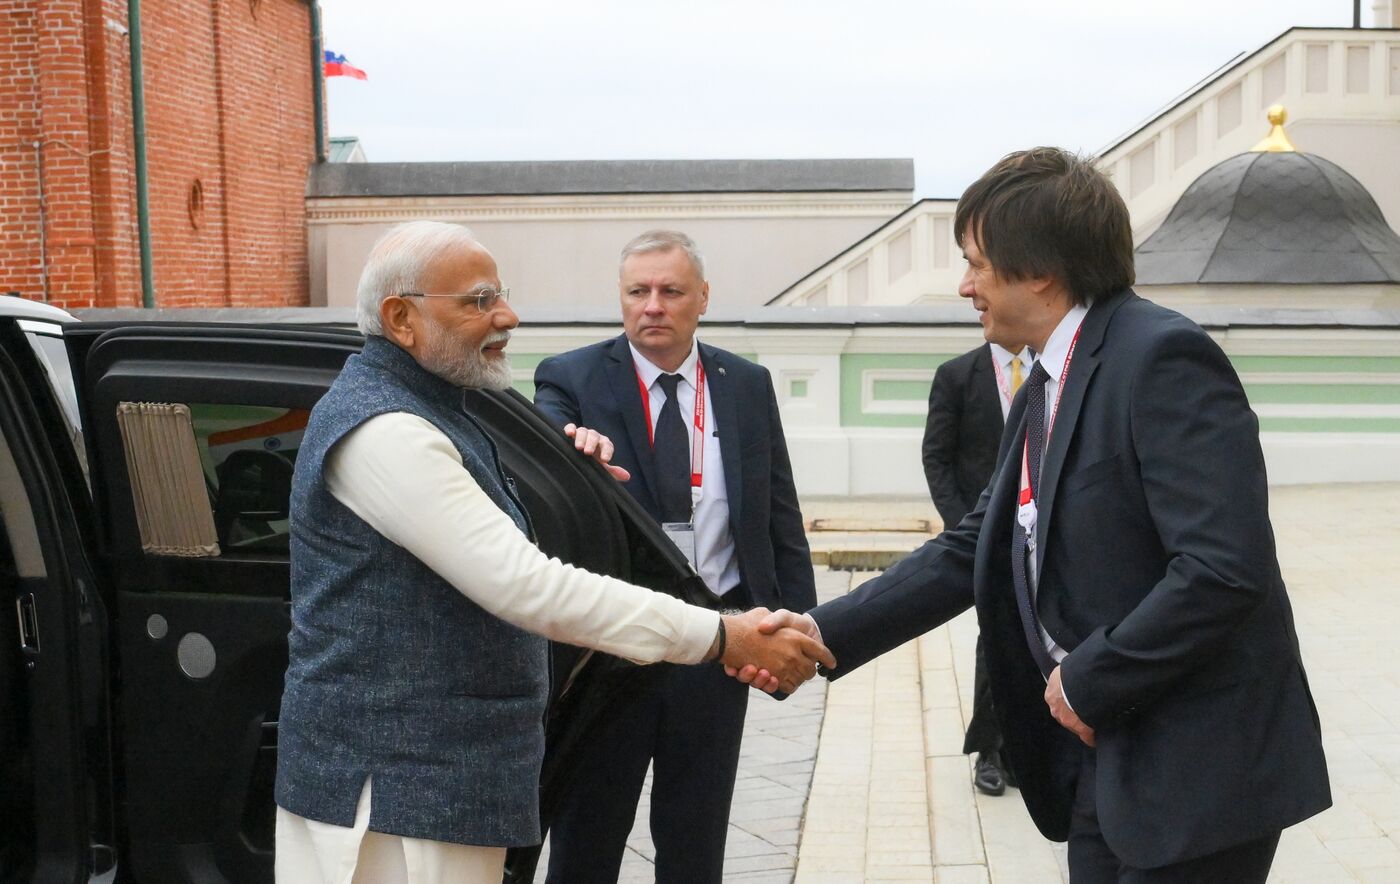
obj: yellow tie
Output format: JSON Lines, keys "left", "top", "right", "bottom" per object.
{"left": 1010, "top": 356, "right": 1024, "bottom": 396}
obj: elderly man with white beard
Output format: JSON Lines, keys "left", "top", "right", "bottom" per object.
{"left": 273, "top": 221, "right": 834, "bottom": 884}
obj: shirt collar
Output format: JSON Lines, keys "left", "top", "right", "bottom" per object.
{"left": 1036, "top": 305, "right": 1089, "bottom": 384}
{"left": 629, "top": 337, "right": 700, "bottom": 391}
{"left": 987, "top": 342, "right": 1032, "bottom": 369}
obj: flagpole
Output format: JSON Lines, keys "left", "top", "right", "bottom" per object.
{"left": 127, "top": 0, "right": 156, "bottom": 307}
{"left": 309, "top": 2, "right": 327, "bottom": 163}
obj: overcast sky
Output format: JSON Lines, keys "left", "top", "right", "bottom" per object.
{"left": 321, "top": 0, "right": 1366, "bottom": 197}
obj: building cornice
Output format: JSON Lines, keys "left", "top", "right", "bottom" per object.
{"left": 306, "top": 191, "right": 911, "bottom": 224}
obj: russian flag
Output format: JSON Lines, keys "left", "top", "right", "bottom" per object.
{"left": 324, "top": 50, "right": 367, "bottom": 80}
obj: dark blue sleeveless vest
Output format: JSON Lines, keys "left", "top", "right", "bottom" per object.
{"left": 275, "top": 335, "right": 549, "bottom": 847}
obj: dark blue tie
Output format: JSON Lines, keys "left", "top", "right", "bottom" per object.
{"left": 1011, "top": 360, "right": 1057, "bottom": 678}
{"left": 653, "top": 373, "right": 692, "bottom": 523}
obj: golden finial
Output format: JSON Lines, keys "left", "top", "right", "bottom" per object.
{"left": 1251, "top": 105, "right": 1296, "bottom": 153}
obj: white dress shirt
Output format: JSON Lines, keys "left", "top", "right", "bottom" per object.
{"left": 988, "top": 342, "right": 1035, "bottom": 422}
{"left": 629, "top": 339, "right": 743, "bottom": 599}
{"left": 1021, "top": 304, "right": 1090, "bottom": 666}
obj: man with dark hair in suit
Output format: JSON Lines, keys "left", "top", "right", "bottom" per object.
{"left": 745, "top": 148, "right": 1330, "bottom": 883}
{"left": 534, "top": 229, "right": 816, "bottom": 883}
{"left": 923, "top": 340, "right": 1032, "bottom": 796}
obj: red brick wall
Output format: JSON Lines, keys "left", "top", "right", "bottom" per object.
{"left": 1, "top": 3, "right": 47, "bottom": 300}
{"left": 83, "top": 0, "right": 141, "bottom": 308}
{"left": 0, "top": 0, "right": 314, "bottom": 309}
{"left": 216, "top": 0, "right": 313, "bottom": 307}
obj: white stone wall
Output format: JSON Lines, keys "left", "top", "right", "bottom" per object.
{"left": 307, "top": 191, "right": 910, "bottom": 311}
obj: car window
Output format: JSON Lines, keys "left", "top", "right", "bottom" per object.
{"left": 115, "top": 402, "right": 307, "bottom": 558}
{"left": 22, "top": 325, "right": 87, "bottom": 482}
{"left": 190, "top": 404, "right": 307, "bottom": 555}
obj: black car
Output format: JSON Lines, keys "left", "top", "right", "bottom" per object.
{"left": 0, "top": 298, "right": 715, "bottom": 883}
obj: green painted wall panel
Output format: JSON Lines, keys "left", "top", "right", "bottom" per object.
{"left": 1258, "top": 417, "right": 1400, "bottom": 433}
{"left": 1231, "top": 356, "right": 1400, "bottom": 374}
{"left": 872, "top": 379, "right": 934, "bottom": 401}
{"left": 840, "top": 353, "right": 955, "bottom": 428}
{"left": 1243, "top": 384, "right": 1400, "bottom": 405}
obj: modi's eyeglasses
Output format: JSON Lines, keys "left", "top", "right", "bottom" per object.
{"left": 398, "top": 287, "right": 510, "bottom": 314}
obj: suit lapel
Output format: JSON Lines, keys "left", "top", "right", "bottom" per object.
{"left": 1033, "top": 291, "right": 1131, "bottom": 576}
{"left": 978, "top": 400, "right": 1027, "bottom": 599}
{"left": 605, "top": 335, "right": 661, "bottom": 511}
{"left": 973, "top": 345, "right": 1005, "bottom": 431}
{"left": 700, "top": 344, "right": 744, "bottom": 527}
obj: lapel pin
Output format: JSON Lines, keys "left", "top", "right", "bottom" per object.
{"left": 718, "top": 366, "right": 726, "bottom": 376}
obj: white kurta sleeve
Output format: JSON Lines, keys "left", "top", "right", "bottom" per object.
{"left": 322, "top": 411, "right": 719, "bottom": 664}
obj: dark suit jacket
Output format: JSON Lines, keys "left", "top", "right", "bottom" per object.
{"left": 811, "top": 291, "right": 1330, "bottom": 868}
{"left": 533, "top": 334, "right": 816, "bottom": 614}
{"left": 922, "top": 345, "right": 1004, "bottom": 529}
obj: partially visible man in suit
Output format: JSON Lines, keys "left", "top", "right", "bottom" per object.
{"left": 747, "top": 149, "right": 1330, "bottom": 882}
{"left": 534, "top": 230, "right": 816, "bottom": 883}
{"left": 922, "top": 341, "right": 1032, "bottom": 796}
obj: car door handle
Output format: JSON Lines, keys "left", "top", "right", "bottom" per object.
{"left": 15, "top": 592, "right": 39, "bottom": 657}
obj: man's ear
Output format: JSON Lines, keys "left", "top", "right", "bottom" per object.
{"left": 379, "top": 296, "right": 416, "bottom": 349}
{"left": 699, "top": 281, "right": 710, "bottom": 316}
{"left": 1028, "top": 275, "right": 1064, "bottom": 301}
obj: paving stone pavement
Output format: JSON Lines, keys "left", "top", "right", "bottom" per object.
{"left": 540, "top": 484, "right": 1399, "bottom": 882}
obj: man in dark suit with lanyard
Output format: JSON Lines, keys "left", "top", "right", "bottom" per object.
{"left": 534, "top": 229, "right": 816, "bottom": 883}
{"left": 922, "top": 340, "right": 1032, "bottom": 796}
{"left": 745, "top": 149, "right": 1330, "bottom": 882}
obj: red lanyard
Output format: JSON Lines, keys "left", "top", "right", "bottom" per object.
{"left": 636, "top": 360, "right": 706, "bottom": 490}
{"left": 1018, "top": 324, "right": 1083, "bottom": 507}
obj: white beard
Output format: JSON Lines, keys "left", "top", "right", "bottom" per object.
{"left": 418, "top": 320, "right": 514, "bottom": 391}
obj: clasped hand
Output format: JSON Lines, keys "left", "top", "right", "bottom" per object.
{"left": 719, "top": 609, "right": 830, "bottom": 694}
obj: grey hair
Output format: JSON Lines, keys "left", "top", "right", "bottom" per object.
{"left": 355, "top": 221, "right": 480, "bottom": 335}
{"left": 618, "top": 229, "right": 706, "bottom": 280}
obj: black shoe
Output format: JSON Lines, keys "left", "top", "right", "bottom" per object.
{"left": 973, "top": 753, "right": 1006, "bottom": 796}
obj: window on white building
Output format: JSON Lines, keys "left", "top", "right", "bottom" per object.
{"left": 846, "top": 260, "right": 869, "bottom": 305}
{"left": 932, "top": 217, "right": 951, "bottom": 268}
{"left": 887, "top": 229, "right": 912, "bottom": 283}
{"left": 1173, "top": 114, "right": 1198, "bottom": 169}
{"left": 1261, "top": 54, "right": 1286, "bottom": 105}
{"left": 1130, "top": 141, "right": 1156, "bottom": 198}
{"left": 1305, "top": 44, "right": 1329, "bottom": 93}
{"left": 1218, "top": 84, "right": 1243, "bottom": 136}
{"left": 1347, "top": 45, "right": 1371, "bottom": 94}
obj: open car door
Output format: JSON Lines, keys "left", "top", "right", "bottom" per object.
{"left": 1, "top": 312, "right": 117, "bottom": 884}
{"left": 59, "top": 321, "right": 710, "bottom": 883}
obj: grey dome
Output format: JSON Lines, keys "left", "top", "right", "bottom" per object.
{"left": 1134, "top": 151, "right": 1400, "bottom": 285}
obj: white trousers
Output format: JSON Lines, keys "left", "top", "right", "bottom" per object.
{"left": 275, "top": 778, "right": 507, "bottom": 884}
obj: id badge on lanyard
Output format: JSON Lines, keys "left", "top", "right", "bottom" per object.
{"left": 662, "top": 522, "right": 698, "bottom": 570}
{"left": 641, "top": 362, "right": 707, "bottom": 571}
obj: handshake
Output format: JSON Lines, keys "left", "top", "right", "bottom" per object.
{"left": 712, "top": 609, "right": 830, "bottom": 695}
